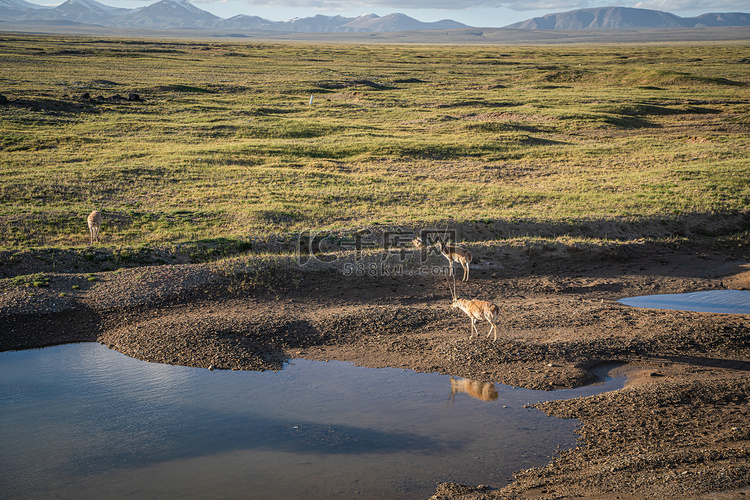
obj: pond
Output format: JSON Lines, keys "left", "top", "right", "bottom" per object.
{"left": 0, "top": 343, "right": 625, "bottom": 499}
{"left": 618, "top": 289, "right": 750, "bottom": 314}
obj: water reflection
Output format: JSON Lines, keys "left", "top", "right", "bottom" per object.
{"left": 449, "top": 377, "right": 499, "bottom": 402}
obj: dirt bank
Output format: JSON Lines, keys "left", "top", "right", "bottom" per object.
{"left": 2, "top": 240, "right": 750, "bottom": 499}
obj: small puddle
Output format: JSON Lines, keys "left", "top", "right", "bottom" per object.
{"left": 0, "top": 343, "right": 624, "bottom": 499}
{"left": 618, "top": 289, "right": 750, "bottom": 314}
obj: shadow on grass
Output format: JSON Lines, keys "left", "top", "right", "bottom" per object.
{"left": 1, "top": 210, "right": 748, "bottom": 279}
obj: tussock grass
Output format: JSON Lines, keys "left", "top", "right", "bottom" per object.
{"left": 0, "top": 35, "right": 748, "bottom": 259}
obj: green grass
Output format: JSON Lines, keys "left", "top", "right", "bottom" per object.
{"left": 0, "top": 35, "right": 748, "bottom": 252}
{"left": 0, "top": 272, "right": 50, "bottom": 288}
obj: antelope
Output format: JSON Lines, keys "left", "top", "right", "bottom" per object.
{"left": 439, "top": 240, "right": 472, "bottom": 282}
{"left": 447, "top": 275, "right": 501, "bottom": 341}
{"left": 87, "top": 210, "right": 101, "bottom": 246}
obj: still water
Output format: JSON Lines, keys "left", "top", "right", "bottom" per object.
{"left": 619, "top": 289, "right": 750, "bottom": 314}
{"left": 0, "top": 343, "right": 624, "bottom": 499}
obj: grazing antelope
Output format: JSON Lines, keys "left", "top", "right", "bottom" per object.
{"left": 439, "top": 240, "right": 472, "bottom": 282}
{"left": 87, "top": 210, "right": 101, "bottom": 246}
{"left": 449, "top": 377, "right": 498, "bottom": 402}
{"left": 447, "top": 275, "right": 501, "bottom": 341}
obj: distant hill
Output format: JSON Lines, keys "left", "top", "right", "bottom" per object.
{"left": 505, "top": 7, "right": 750, "bottom": 29}
{"left": 16, "top": 0, "right": 129, "bottom": 24}
{"left": 114, "top": 0, "right": 222, "bottom": 28}
{"left": 2, "top": 0, "right": 468, "bottom": 31}
{"left": 0, "top": 0, "right": 46, "bottom": 19}
{"left": 283, "top": 14, "right": 359, "bottom": 33}
{"left": 2, "top": 0, "right": 748, "bottom": 33}
{"left": 219, "top": 14, "right": 277, "bottom": 31}
{"left": 690, "top": 12, "right": 750, "bottom": 27}
{"left": 340, "top": 13, "right": 465, "bottom": 32}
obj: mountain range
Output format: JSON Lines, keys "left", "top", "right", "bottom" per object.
{"left": 506, "top": 7, "right": 750, "bottom": 29}
{"left": 1, "top": 0, "right": 749, "bottom": 32}
{"left": 0, "top": 0, "right": 467, "bottom": 31}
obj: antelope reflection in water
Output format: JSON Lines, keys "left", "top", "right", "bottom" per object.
{"left": 449, "top": 377, "right": 499, "bottom": 403}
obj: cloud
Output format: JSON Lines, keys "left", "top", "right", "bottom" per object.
{"left": 502, "top": 0, "right": 596, "bottom": 11}
{"left": 226, "top": 0, "right": 593, "bottom": 10}
{"left": 197, "top": 0, "right": 750, "bottom": 13}
{"left": 634, "top": 0, "right": 750, "bottom": 10}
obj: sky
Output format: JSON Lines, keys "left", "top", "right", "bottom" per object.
{"left": 29, "top": 0, "right": 750, "bottom": 27}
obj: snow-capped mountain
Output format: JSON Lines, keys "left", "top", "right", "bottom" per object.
{"left": 2, "top": 0, "right": 468, "bottom": 31}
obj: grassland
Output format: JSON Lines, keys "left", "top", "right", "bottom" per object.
{"left": 1, "top": 34, "right": 749, "bottom": 262}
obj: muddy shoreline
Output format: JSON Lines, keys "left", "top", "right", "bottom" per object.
{"left": 2, "top": 241, "right": 750, "bottom": 498}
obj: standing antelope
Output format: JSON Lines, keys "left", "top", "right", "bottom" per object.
{"left": 87, "top": 210, "right": 101, "bottom": 246}
{"left": 448, "top": 276, "right": 501, "bottom": 341}
{"left": 439, "top": 241, "right": 472, "bottom": 282}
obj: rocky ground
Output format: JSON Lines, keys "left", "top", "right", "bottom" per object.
{"left": 2, "top": 239, "right": 750, "bottom": 499}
